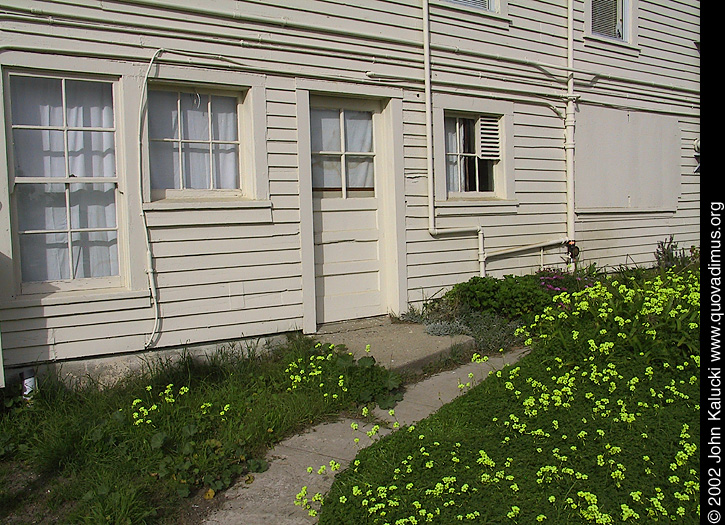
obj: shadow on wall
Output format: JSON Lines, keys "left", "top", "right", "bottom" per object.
{"left": 0, "top": 249, "right": 62, "bottom": 390}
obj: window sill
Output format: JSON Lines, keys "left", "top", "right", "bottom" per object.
{"left": 1, "top": 287, "right": 149, "bottom": 310}
{"left": 142, "top": 198, "right": 273, "bottom": 227}
{"left": 436, "top": 198, "right": 518, "bottom": 215}
{"left": 583, "top": 34, "right": 641, "bottom": 56}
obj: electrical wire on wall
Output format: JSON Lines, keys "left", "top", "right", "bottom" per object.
{"left": 138, "top": 48, "right": 164, "bottom": 349}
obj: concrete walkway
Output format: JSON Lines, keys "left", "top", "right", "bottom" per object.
{"left": 202, "top": 317, "right": 529, "bottom": 525}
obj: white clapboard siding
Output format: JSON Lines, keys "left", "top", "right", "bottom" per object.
{"left": 0, "top": 0, "right": 699, "bottom": 369}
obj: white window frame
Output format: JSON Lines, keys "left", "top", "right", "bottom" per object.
{"left": 4, "top": 70, "right": 124, "bottom": 295}
{"left": 309, "top": 96, "right": 381, "bottom": 199}
{"left": 141, "top": 69, "right": 269, "bottom": 206}
{"left": 146, "top": 84, "right": 245, "bottom": 201}
{"left": 439, "top": 0, "right": 508, "bottom": 17}
{"left": 433, "top": 95, "right": 515, "bottom": 204}
{"left": 444, "top": 114, "right": 499, "bottom": 194}
{"left": 586, "top": 0, "right": 638, "bottom": 47}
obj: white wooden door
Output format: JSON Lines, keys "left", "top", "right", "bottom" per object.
{"left": 309, "top": 99, "right": 385, "bottom": 324}
{"left": 313, "top": 197, "right": 384, "bottom": 323}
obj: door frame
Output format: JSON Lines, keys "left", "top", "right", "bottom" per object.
{"left": 296, "top": 81, "right": 406, "bottom": 333}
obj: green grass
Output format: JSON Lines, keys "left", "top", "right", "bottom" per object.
{"left": 0, "top": 334, "right": 403, "bottom": 524}
{"left": 318, "top": 266, "right": 700, "bottom": 524}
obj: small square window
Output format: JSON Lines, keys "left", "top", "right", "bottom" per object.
{"left": 147, "top": 88, "right": 241, "bottom": 196}
{"left": 592, "top": 0, "right": 626, "bottom": 40}
{"left": 310, "top": 107, "right": 375, "bottom": 198}
{"left": 444, "top": 115, "right": 500, "bottom": 194}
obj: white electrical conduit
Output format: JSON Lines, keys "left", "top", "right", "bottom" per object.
{"left": 138, "top": 48, "right": 164, "bottom": 349}
{"left": 421, "top": 0, "right": 569, "bottom": 277}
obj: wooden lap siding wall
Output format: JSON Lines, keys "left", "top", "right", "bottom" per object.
{"left": 0, "top": 0, "right": 699, "bottom": 374}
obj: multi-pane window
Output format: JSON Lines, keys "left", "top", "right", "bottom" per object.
{"left": 445, "top": 0, "right": 495, "bottom": 12}
{"left": 592, "top": 0, "right": 625, "bottom": 40}
{"left": 148, "top": 89, "right": 241, "bottom": 193}
{"left": 445, "top": 115, "right": 500, "bottom": 194}
{"left": 310, "top": 108, "right": 375, "bottom": 197}
{"left": 9, "top": 74, "right": 119, "bottom": 284}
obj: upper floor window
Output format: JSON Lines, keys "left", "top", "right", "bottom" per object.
{"left": 147, "top": 88, "right": 241, "bottom": 198}
{"left": 592, "top": 0, "right": 626, "bottom": 40}
{"left": 7, "top": 73, "right": 120, "bottom": 287}
{"left": 444, "top": 0, "right": 496, "bottom": 12}
{"left": 310, "top": 103, "right": 376, "bottom": 198}
{"left": 444, "top": 114, "right": 500, "bottom": 194}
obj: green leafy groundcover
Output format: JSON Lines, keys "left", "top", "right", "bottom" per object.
{"left": 319, "top": 268, "right": 700, "bottom": 524}
{"left": 0, "top": 336, "right": 403, "bottom": 523}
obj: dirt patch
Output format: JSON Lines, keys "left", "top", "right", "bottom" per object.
{"left": 0, "top": 460, "right": 76, "bottom": 524}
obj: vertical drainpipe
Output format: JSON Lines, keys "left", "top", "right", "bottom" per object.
{"left": 422, "top": 0, "right": 483, "bottom": 255}
{"left": 565, "top": 0, "right": 576, "bottom": 241}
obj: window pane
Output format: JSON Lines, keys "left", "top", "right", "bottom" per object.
{"left": 72, "top": 231, "right": 119, "bottom": 279}
{"left": 446, "top": 155, "right": 460, "bottom": 193}
{"left": 66, "top": 80, "right": 114, "bottom": 128}
{"left": 16, "top": 183, "right": 68, "bottom": 232}
{"left": 19, "top": 232, "right": 70, "bottom": 282}
{"left": 211, "top": 96, "right": 238, "bottom": 141}
{"left": 312, "top": 154, "right": 342, "bottom": 189}
{"left": 148, "top": 91, "right": 179, "bottom": 140}
{"left": 149, "top": 141, "right": 180, "bottom": 189}
{"left": 68, "top": 131, "right": 116, "bottom": 178}
{"left": 69, "top": 183, "right": 117, "bottom": 229}
{"left": 444, "top": 117, "right": 458, "bottom": 154}
{"left": 344, "top": 111, "right": 373, "bottom": 152}
{"left": 461, "top": 118, "right": 476, "bottom": 154}
{"left": 310, "top": 109, "right": 340, "bottom": 152}
{"left": 477, "top": 159, "right": 495, "bottom": 192}
{"left": 10, "top": 76, "right": 63, "bottom": 127}
{"left": 13, "top": 129, "right": 65, "bottom": 178}
{"left": 213, "top": 144, "right": 239, "bottom": 189}
{"left": 180, "top": 92, "right": 210, "bottom": 141}
{"left": 182, "top": 143, "right": 210, "bottom": 189}
{"left": 464, "top": 156, "right": 477, "bottom": 191}
{"left": 346, "top": 156, "right": 374, "bottom": 189}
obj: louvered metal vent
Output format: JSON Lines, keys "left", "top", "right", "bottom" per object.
{"left": 446, "top": 0, "right": 491, "bottom": 11}
{"left": 477, "top": 115, "right": 500, "bottom": 160}
{"left": 592, "top": 0, "right": 622, "bottom": 39}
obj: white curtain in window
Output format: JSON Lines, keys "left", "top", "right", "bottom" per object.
{"left": 11, "top": 76, "right": 64, "bottom": 179}
{"left": 66, "top": 81, "right": 116, "bottom": 179}
{"left": 444, "top": 117, "right": 461, "bottom": 192}
{"left": 344, "top": 111, "right": 374, "bottom": 189}
{"left": 11, "top": 76, "right": 118, "bottom": 281}
{"left": 212, "top": 96, "right": 239, "bottom": 189}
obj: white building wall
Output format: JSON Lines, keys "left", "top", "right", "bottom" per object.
{"left": 0, "top": 0, "right": 699, "bottom": 372}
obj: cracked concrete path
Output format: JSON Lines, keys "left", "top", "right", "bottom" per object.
{"left": 201, "top": 346, "right": 530, "bottom": 525}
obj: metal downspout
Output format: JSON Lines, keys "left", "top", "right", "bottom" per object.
{"left": 421, "top": 0, "right": 483, "bottom": 272}
{"left": 566, "top": 0, "right": 576, "bottom": 241}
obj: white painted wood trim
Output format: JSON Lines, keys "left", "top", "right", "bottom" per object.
{"left": 296, "top": 88, "right": 317, "bottom": 334}
{"left": 378, "top": 96, "right": 408, "bottom": 316}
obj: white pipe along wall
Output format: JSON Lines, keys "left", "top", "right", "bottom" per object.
{"left": 420, "top": 0, "right": 574, "bottom": 277}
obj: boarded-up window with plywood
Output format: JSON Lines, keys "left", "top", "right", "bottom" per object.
{"left": 574, "top": 105, "right": 681, "bottom": 212}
